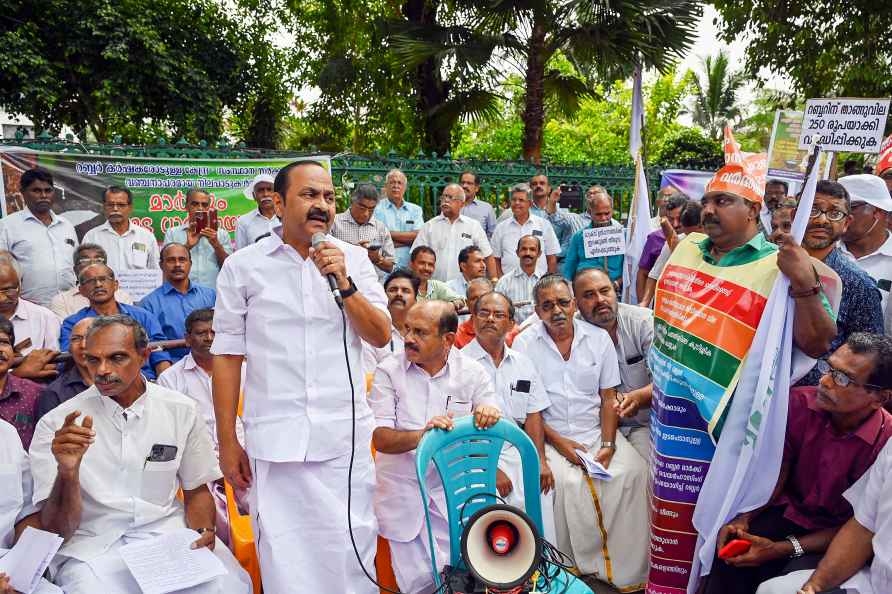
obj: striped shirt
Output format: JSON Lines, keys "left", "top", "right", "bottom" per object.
{"left": 495, "top": 267, "right": 540, "bottom": 323}
{"left": 330, "top": 210, "right": 395, "bottom": 281}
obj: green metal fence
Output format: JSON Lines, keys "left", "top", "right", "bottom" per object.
{"left": 1, "top": 133, "right": 719, "bottom": 219}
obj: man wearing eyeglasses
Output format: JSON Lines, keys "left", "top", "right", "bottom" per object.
{"left": 410, "top": 183, "right": 494, "bottom": 282}
{"left": 796, "top": 180, "right": 884, "bottom": 387}
{"left": 48, "top": 244, "right": 133, "bottom": 320}
{"left": 704, "top": 333, "right": 892, "bottom": 594}
{"left": 838, "top": 175, "right": 892, "bottom": 338}
{"left": 513, "top": 274, "right": 650, "bottom": 592}
{"left": 462, "top": 290, "right": 556, "bottom": 543}
{"left": 59, "top": 264, "right": 171, "bottom": 380}
{"left": 330, "top": 183, "right": 395, "bottom": 282}
{"left": 82, "top": 186, "right": 160, "bottom": 274}
{"left": 373, "top": 169, "right": 424, "bottom": 269}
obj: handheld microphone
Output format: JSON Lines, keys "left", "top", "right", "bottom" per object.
{"left": 311, "top": 232, "right": 344, "bottom": 308}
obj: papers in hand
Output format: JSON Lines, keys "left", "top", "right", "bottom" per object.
{"left": 0, "top": 526, "right": 63, "bottom": 594}
{"left": 575, "top": 449, "right": 613, "bottom": 481}
{"left": 119, "top": 529, "right": 226, "bottom": 594}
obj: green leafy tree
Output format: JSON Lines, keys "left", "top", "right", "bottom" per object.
{"left": 650, "top": 127, "right": 722, "bottom": 166}
{"left": 391, "top": 0, "right": 701, "bottom": 163}
{"left": 711, "top": 0, "right": 892, "bottom": 101}
{"left": 689, "top": 50, "right": 746, "bottom": 140}
{"left": 0, "top": 0, "right": 253, "bottom": 142}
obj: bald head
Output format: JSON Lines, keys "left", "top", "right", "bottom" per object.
{"left": 440, "top": 183, "right": 466, "bottom": 220}
{"left": 404, "top": 300, "right": 459, "bottom": 370}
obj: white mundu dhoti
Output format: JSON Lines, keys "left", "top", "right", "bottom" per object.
{"left": 52, "top": 536, "right": 250, "bottom": 594}
{"left": 548, "top": 430, "right": 650, "bottom": 591}
{"left": 388, "top": 501, "right": 450, "bottom": 594}
{"left": 249, "top": 447, "right": 378, "bottom": 594}
{"left": 498, "top": 445, "right": 557, "bottom": 544}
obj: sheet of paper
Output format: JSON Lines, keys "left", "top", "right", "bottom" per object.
{"left": 116, "top": 269, "right": 163, "bottom": 302}
{"left": 119, "top": 529, "right": 225, "bottom": 594}
{"left": 575, "top": 449, "right": 613, "bottom": 481}
{"left": 0, "top": 526, "right": 64, "bottom": 594}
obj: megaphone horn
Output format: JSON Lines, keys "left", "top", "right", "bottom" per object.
{"left": 460, "top": 504, "right": 542, "bottom": 589}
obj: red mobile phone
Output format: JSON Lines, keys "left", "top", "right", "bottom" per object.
{"left": 718, "top": 539, "right": 751, "bottom": 560}
{"left": 191, "top": 211, "right": 208, "bottom": 234}
{"left": 209, "top": 208, "right": 219, "bottom": 231}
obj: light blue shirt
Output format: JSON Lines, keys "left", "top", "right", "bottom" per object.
{"left": 162, "top": 224, "right": 233, "bottom": 289}
{"left": 373, "top": 198, "right": 424, "bottom": 268}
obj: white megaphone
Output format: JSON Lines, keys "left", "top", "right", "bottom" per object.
{"left": 460, "top": 504, "right": 543, "bottom": 589}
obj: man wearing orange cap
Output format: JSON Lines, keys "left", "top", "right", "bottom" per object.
{"left": 644, "top": 161, "right": 837, "bottom": 594}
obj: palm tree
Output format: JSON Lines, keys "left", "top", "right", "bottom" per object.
{"left": 690, "top": 50, "right": 746, "bottom": 140}
{"left": 389, "top": 0, "right": 701, "bottom": 163}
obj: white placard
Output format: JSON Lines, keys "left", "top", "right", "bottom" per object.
{"left": 582, "top": 225, "right": 625, "bottom": 259}
{"left": 116, "top": 269, "right": 163, "bottom": 301}
{"left": 798, "top": 98, "right": 891, "bottom": 153}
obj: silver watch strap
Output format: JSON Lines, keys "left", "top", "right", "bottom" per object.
{"left": 786, "top": 535, "right": 804, "bottom": 558}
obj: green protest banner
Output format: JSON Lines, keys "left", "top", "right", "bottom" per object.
{"left": 0, "top": 149, "right": 329, "bottom": 241}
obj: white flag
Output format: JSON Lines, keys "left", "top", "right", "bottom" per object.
{"left": 688, "top": 149, "right": 822, "bottom": 592}
{"left": 622, "top": 156, "right": 654, "bottom": 303}
{"left": 629, "top": 65, "right": 644, "bottom": 160}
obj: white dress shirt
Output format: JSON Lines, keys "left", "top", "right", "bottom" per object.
{"left": 461, "top": 338, "right": 549, "bottom": 424}
{"left": 0, "top": 418, "right": 37, "bottom": 549}
{"left": 512, "top": 318, "right": 621, "bottom": 445}
{"left": 10, "top": 298, "right": 60, "bottom": 354}
{"left": 48, "top": 287, "right": 133, "bottom": 320}
{"left": 495, "top": 268, "right": 541, "bottom": 323}
{"left": 29, "top": 383, "right": 221, "bottom": 564}
{"left": 840, "top": 232, "right": 892, "bottom": 313}
{"left": 361, "top": 326, "right": 404, "bottom": 376}
{"left": 410, "top": 214, "right": 492, "bottom": 282}
{"left": 156, "top": 353, "right": 245, "bottom": 451}
{"left": 369, "top": 348, "right": 498, "bottom": 542}
{"left": 211, "top": 227, "right": 388, "bottom": 463}
{"left": 235, "top": 209, "right": 280, "bottom": 250}
{"left": 490, "top": 214, "right": 560, "bottom": 276}
{"left": 82, "top": 221, "right": 160, "bottom": 273}
{"left": 841, "top": 439, "right": 892, "bottom": 594}
{"left": 0, "top": 208, "right": 78, "bottom": 307}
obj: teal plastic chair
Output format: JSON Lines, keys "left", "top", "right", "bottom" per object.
{"left": 414, "top": 416, "right": 592, "bottom": 593}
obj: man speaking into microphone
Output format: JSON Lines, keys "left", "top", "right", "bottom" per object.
{"left": 211, "top": 160, "right": 391, "bottom": 594}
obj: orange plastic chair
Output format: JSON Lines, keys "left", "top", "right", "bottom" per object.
{"left": 225, "top": 480, "right": 261, "bottom": 594}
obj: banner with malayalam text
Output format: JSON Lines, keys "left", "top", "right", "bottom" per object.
{"left": 0, "top": 148, "right": 329, "bottom": 241}
{"left": 646, "top": 234, "right": 779, "bottom": 593}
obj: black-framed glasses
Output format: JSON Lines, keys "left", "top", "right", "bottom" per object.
{"left": 79, "top": 275, "right": 115, "bottom": 287}
{"left": 817, "top": 359, "right": 885, "bottom": 391}
{"left": 475, "top": 309, "right": 508, "bottom": 321}
{"left": 809, "top": 207, "right": 848, "bottom": 222}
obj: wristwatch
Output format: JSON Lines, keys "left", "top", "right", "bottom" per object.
{"left": 600, "top": 441, "right": 616, "bottom": 450}
{"left": 196, "top": 527, "right": 216, "bottom": 535}
{"left": 340, "top": 276, "right": 359, "bottom": 300}
{"left": 786, "top": 535, "right": 804, "bottom": 558}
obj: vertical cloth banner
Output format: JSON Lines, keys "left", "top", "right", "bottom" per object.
{"left": 688, "top": 150, "right": 822, "bottom": 592}
{"left": 645, "top": 241, "right": 779, "bottom": 592}
{"left": 622, "top": 156, "right": 654, "bottom": 303}
{"left": 0, "top": 148, "right": 330, "bottom": 240}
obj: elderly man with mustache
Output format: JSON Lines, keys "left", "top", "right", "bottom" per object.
{"left": 794, "top": 180, "right": 884, "bottom": 386}
{"left": 139, "top": 243, "right": 216, "bottom": 364}
{"left": 235, "top": 173, "right": 280, "bottom": 249}
{"left": 513, "top": 274, "right": 650, "bottom": 591}
{"left": 28, "top": 315, "right": 252, "bottom": 594}
{"left": 60, "top": 264, "right": 171, "bottom": 380}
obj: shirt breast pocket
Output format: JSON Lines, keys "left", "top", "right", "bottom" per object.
{"left": 621, "top": 358, "right": 651, "bottom": 391}
{"left": 140, "top": 459, "right": 179, "bottom": 506}
{"left": 572, "top": 364, "right": 600, "bottom": 393}
{"left": 0, "top": 463, "right": 23, "bottom": 512}
{"left": 446, "top": 396, "right": 473, "bottom": 418}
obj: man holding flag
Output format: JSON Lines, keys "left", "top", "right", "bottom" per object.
{"left": 645, "top": 158, "right": 837, "bottom": 593}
